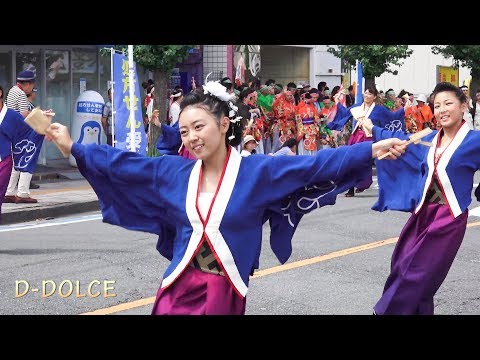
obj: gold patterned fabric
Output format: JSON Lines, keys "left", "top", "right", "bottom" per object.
{"left": 189, "top": 240, "right": 225, "bottom": 276}
{"left": 426, "top": 176, "right": 446, "bottom": 204}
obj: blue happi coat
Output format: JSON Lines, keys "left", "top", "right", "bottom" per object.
{"left": 72, "top": 141, "right": 374, "bottom": 297}
{"left": 327, "top": 102, "right": 405, "bottom": 133}
{"left": 155, "top": 121, "right": 181, "bottom": 155}
{"left": 372, "top": 121, "right": 480, "bottom": 218}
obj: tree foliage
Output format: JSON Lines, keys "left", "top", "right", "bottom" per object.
{"left": 432, "top": 45, "right": 480, "bottom": 99}
{"left": 327, "top": 45, "right": 413, "bottom": 78}
{"left": 431, "top": 45, "right": 480, "bottom": 76}
{"left": 101, "top": 45, "right": 192, "bottom": 71}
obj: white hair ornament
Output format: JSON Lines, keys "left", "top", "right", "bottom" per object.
{"left": 202, "top": 81, "right": 234, "bottom": 102}
{"left": 202, "top": 80, "right": 243, "bottom": 141}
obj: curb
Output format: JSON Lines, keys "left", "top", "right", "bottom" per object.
{"left": 32, "top": 171, "right": 81, "bottom": 182}
{"left": 1, "top": 200, "right": 100, "bottom": 225}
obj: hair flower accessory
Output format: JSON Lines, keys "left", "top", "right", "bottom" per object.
{"left": 202, "top": 80, "right": 243, "bottom": 143}
{"left": 203, "top": 81, "right": 234, "bottom": 102}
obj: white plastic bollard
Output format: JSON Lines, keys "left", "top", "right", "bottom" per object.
{"left": 69, "top": 90, "right": 105, "bottom": 167}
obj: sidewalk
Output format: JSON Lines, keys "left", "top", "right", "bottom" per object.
{"left": 1, "top": 161, "right": 99, "bottom": 225}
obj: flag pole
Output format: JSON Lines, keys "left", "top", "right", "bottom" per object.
{"left": 110, "top": 47, "right": 115, "bottom": 147}
{"left": 128, "top": 45, "right": 136, "bottom": 152}
{"left": 355, "top": 60, "right": 364, "bottom": 104}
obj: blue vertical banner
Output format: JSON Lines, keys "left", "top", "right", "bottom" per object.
{"left": 112, "top": 53, "right": 147, "bottom": 155}
{"left": 355, "top": 60, "right": 363, "bottom": 104}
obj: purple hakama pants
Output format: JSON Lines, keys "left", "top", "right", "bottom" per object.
{"left": 374, "top": 202, "right": 467, "bottom": 315}
{"left": 151, "top": 266, "right": 246, "bottom": 315}
{"left": 0, "top": 156, "right": 13, "bottom": 223}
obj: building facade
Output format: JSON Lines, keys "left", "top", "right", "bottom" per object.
{"left": 0, "top": 45, "right": 112, "bottom": 164}
{"left": 1, "top": 45, "right": 472, "bottom": 165}
{"left": 359, "top": 45, "right": 471, "bottom": 96}
{"left": 202, "top": 45, "right": 344, "bottom": 89}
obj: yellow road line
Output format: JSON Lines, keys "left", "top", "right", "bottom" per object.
{"left": 81, "top": 221, "right": 480, "bottom": 315}
{"left": 81, "top": 237, "right": 399, "bottom": 315}
{"left": 251, "top": 237, "right": 399, "bottom": 278}
{"left": 82, "top": 297, "right": 156, "bottom": 315}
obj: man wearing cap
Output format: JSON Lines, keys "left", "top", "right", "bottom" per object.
{"left": 3, "top": 70, "right": 44, "bottom": 203}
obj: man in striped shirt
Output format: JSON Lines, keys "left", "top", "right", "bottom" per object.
{"left": 3, "top": 70, "right": 42, "bottom": 203}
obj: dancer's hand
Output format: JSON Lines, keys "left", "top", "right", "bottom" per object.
{"left": 150, "top": 110, "right": 161, "bottom": 127}
{"left": 45, "top": 122, "right": 74, "bottom": 156}
{"left": 372, "top": 138, "right": 407, "bottom": 159}
{"left": 361, "top": 118, "right": 374, "bottom": 134}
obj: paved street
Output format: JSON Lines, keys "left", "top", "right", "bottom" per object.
{"left": 2, "top": 175, "right": 480, "bottom": 315}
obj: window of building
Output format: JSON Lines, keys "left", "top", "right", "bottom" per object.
{"left": 45, "top": 50, "right": 71, "bottom": 160}
{"left": 0, "top": 51, "right": 13, "bottom": 90}
{"left": 72, "top": 49, "right": 98, "bottom": 102}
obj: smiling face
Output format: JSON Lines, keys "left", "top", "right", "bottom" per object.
{"left": 179, "top": 106, "right": 229, "bottom": 160}
{"left": 433, "top": 90, "right": 467, "bottom": 129}
{"left": 363, "top": 89, "right": 377, "bottom": 105}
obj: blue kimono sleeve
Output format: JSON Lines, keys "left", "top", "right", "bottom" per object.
{"left": 155, "top": 122, "right": 182, "bottom": 156}
{"left": 71, "top": 142, "right": 176, "bottom": 235}
{"left": 376, "top": 106, "right": 405, "bottom": 132}
{"left": 155, "top": 223, "right": 176, "bottom": 261}
{"left": 267, "top": 181, "right": 350, "bottom": 264}
{"left": 265, "top": 141, "right": 373, "bottom": 203}
{"left": 12, "top": 131, "right": 44, "bottom": 174}
{"left": 371, "top": 125, "right": 429, "bottom": 212}
{"left": 326, "top": 103, "right": 352, "bottom": 131}
{"left": 261, "top": 142, "right": 373, "bottom": 263}
{"left": 0, "top": 109, "right": 43, "bottom": 173}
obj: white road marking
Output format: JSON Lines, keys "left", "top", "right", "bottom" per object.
{"left": 0, "top": 213, "right": 103, "bottom": 233}
{"left": 469, "top": 206, "right": 480, "bottom": 218}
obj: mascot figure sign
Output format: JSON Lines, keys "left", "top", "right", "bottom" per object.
{"left": 69, "top": 90, "right": 105, "bottom": 167}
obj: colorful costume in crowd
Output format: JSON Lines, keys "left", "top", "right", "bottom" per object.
{"left": 272, "top": 92, "right": 297, "bottom": 145}
{"left": 319, "top": 102, "right": 342, "bottom": 147}
{"left": 404, "top": 112, "right": 418, "bottom": 134}
{"left": 296, "top": 100, "right": 320, "bottom": 154}
{"left": 405, "top": 103, "right": 433, "bottom": 132}
{"left": 371, "top": 121, "right": 480, "bottom": 314}
{"left": 257, "top": 88, "right": 276, "bottom": 153}
{"left": 71, "top": 141, "right": 376, "bottom": 314}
